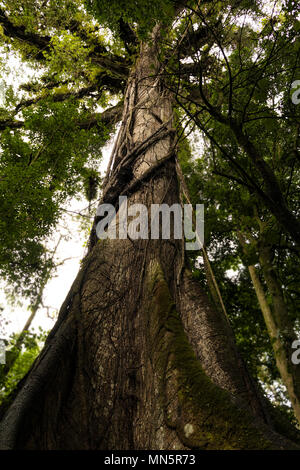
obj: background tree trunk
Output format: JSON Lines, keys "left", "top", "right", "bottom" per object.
{"left": 238, "top": 228, "right": 300, "bottom": 424}
{"left": 0, "top": 29, "right": 299, "bottom": 450}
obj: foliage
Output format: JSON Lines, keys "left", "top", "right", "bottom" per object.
{"left": 85, "top": 0, "right": 175, "bottom": 38}
{"left": 0, "top": 96, "right": 110, "bottom": 299}
{"left": 0, "top": 327, "right": 48, "bottom": 404}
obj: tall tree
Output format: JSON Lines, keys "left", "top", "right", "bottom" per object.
{"left": 0, "top": 0, "right": 300, "bottom": 449}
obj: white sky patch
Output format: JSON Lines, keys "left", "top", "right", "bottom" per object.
{"left": 225, "top": 266, "right": 242, "bottom": 281}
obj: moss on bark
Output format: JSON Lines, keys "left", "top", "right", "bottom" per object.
{"left": 147, "top": 261, "right": 299, "bottom": 450}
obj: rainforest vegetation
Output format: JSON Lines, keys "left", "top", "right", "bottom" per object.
{"left": 0, "top": 0, "right": 300, "bottom": 450}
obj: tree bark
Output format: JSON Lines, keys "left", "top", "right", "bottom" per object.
{"left": 0, "top": 28, "right": 299, "bottom": 450}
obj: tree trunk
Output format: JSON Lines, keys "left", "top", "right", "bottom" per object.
{"left": 258, "top": 243, "right": 300, "bottom": 424}
{"left": 246, "top": 262, "right": 300, "bottom": 424}
{"left": 238, "top": 230, "right": 300, "bottom": 424}
{"left": 0, "top": 29, "right": 299, "bottom": 450}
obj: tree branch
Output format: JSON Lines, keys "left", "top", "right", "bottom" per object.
{"left": 0, "top": 8, "right": 51, "bottom": 60}
{"left": 0, "top": 101, "right": 123, "bottom": 133}
{"left": 0, "top": 8, "right": 130, "bottom": 77}
{"left": 77, "top": 101, "right": 123, "bottom": 129}
{"left": 15, "top": 72, "right": 124, "bottom": 113}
